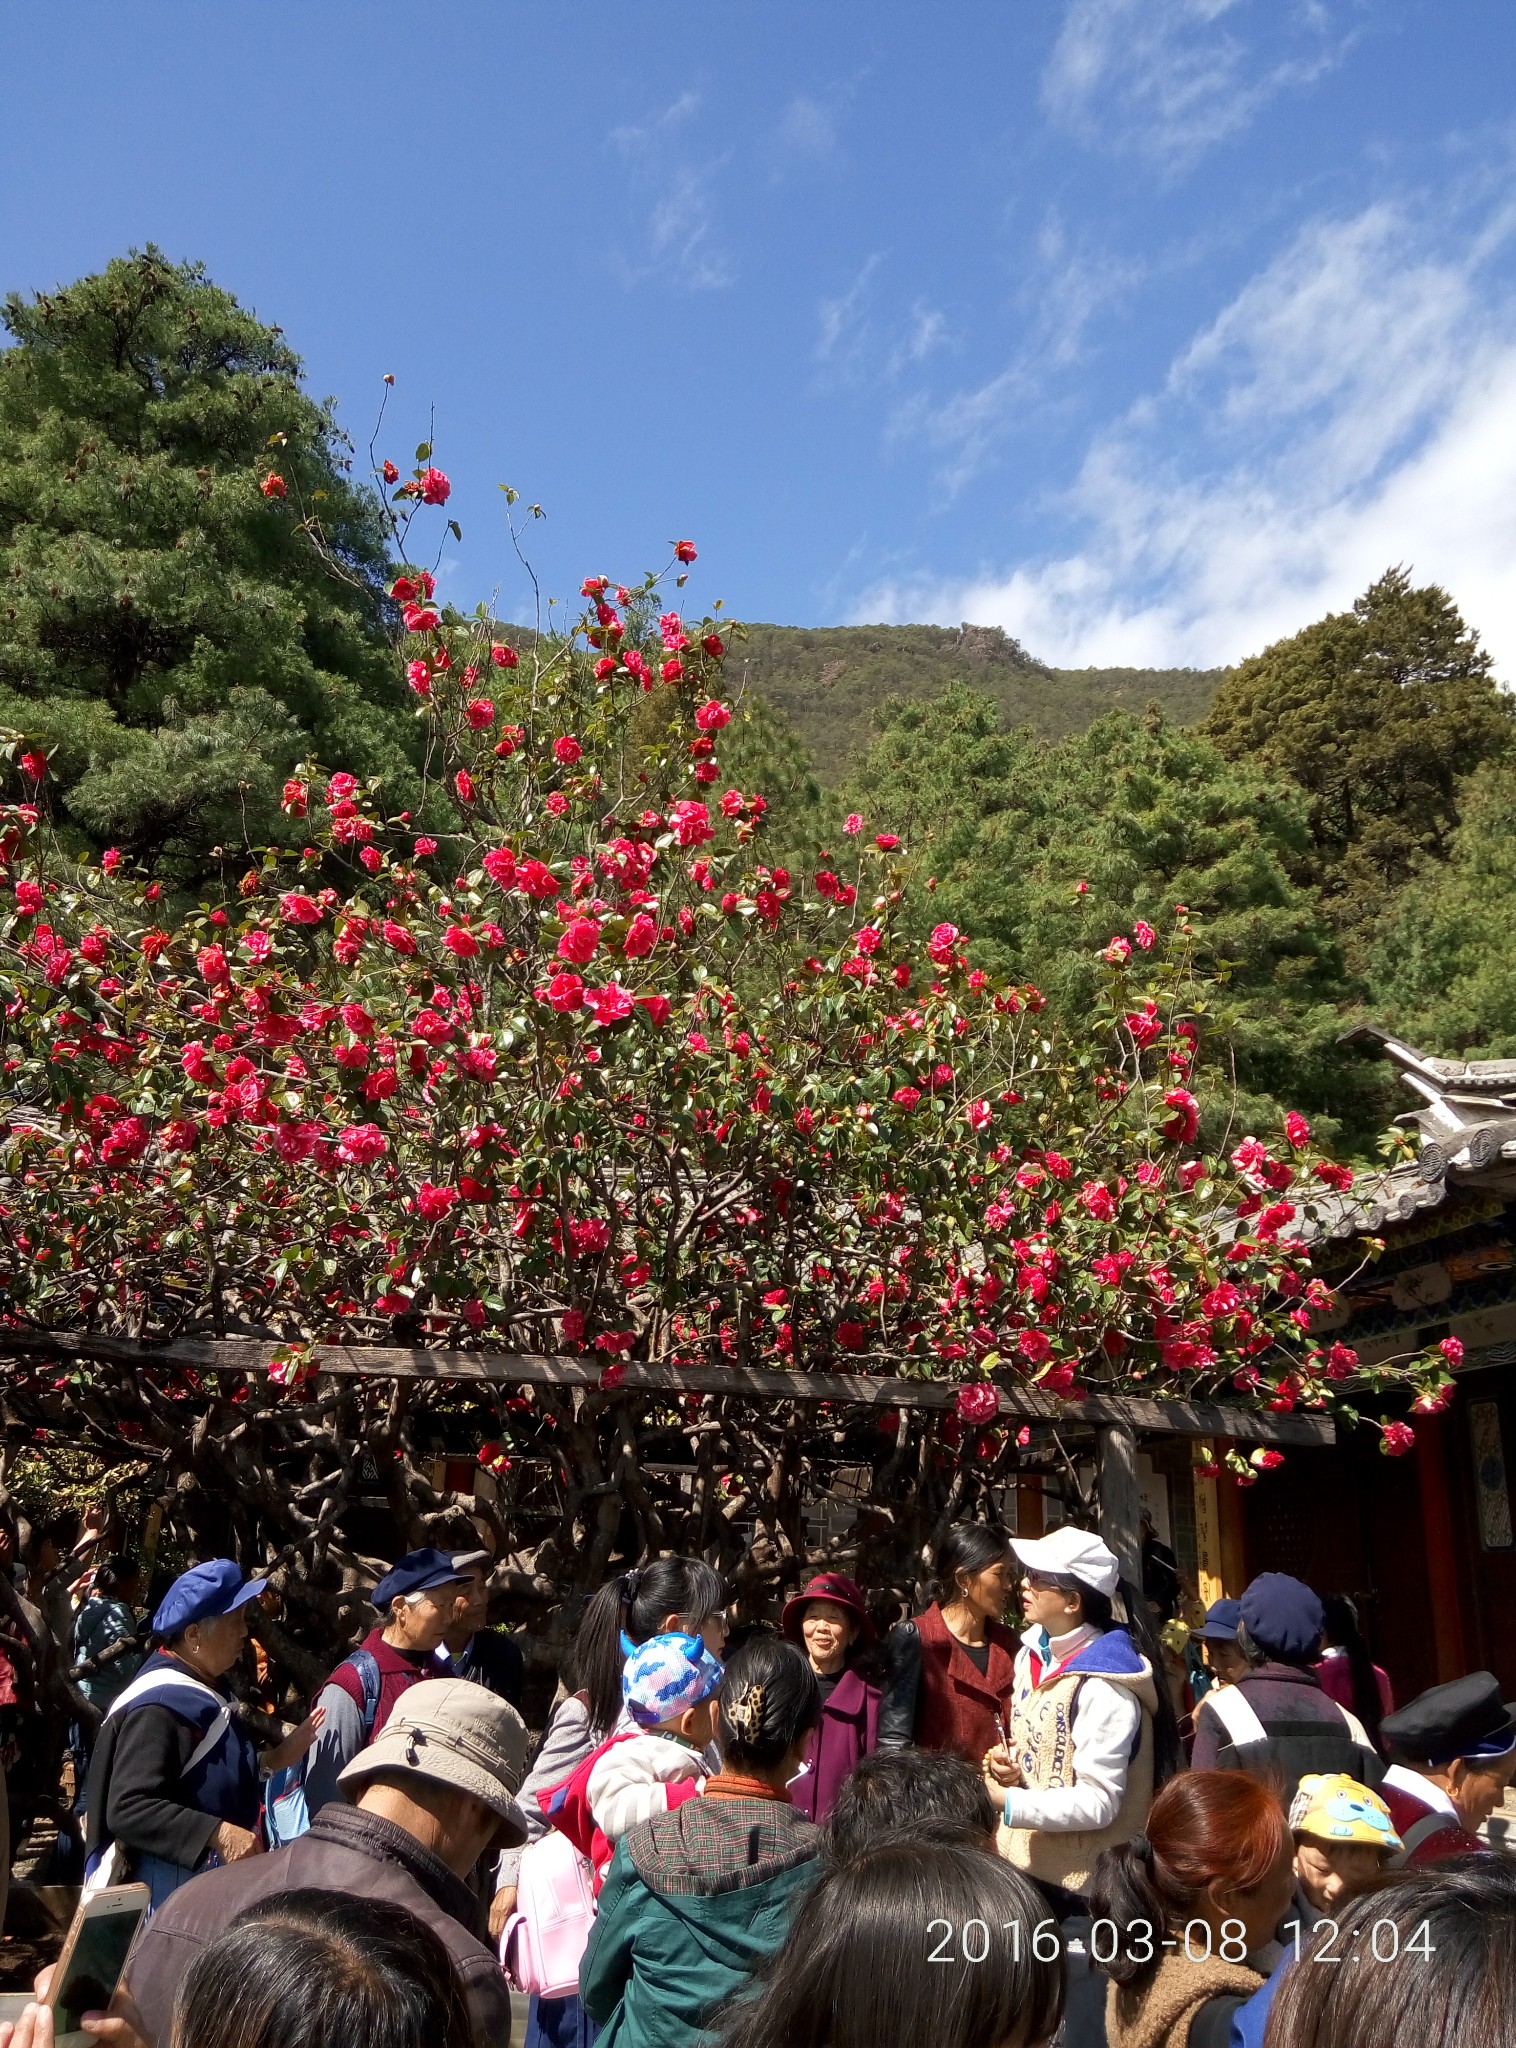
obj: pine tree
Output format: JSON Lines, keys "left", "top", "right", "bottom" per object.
{"left": 0, "top": 247, "right": 418, "bottom": 882}
{"left": 1202, "top": 568, "right": 1512, "bottom": 952}
{"left": 846, "top": 690, "right": 1383, "bottom": 1146}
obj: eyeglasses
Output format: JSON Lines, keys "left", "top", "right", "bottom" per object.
{"left": 1022, "top": 1571, "right": 1072, "bottom": 1592}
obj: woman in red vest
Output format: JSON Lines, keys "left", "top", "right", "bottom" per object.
{"left": 877, "top": 1523, "right": 1018, "bottom": 1766}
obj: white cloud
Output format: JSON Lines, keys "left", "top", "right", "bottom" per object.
{"left": 777, "top": 94, "right": 838, "bottom": 164}
{"left": 609, "top": 94, "right": 733, "bottom": 292}
{"left": 1044, "top": 0, "right": 1352, "bottom": 172}
{"left": 814, "top": 257, "right": 950, "bottom": 387}
{"left": 887, "top": 216, "right": 1147, "bottom": 496}
{"left": 855, "top": 185, "right": 1516, "bottom": 678}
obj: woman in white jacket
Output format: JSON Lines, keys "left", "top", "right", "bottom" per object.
{"left": 985, "top": 1525, "right": 1181, "bottom": 1897}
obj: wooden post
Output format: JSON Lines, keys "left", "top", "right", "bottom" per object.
{"left": 1016, "top": 1478, "right": 1045, "bottom": 1540}
{"left": 1415, "top": 1411, "right": 1468, "bottom": 1683}
{"left": 1097, "top": 1422, "right": 1143, "bottom": 1589}
{"left": 1193, "top": 1469, "right": 1225, "bottom": 1606}
{"left": 1216, "top": 1443, "right": 1249, "bottom": 1596}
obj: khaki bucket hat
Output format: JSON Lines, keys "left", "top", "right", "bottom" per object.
{"left": 338, "top": 1676, "right": 531, "bottom": 1847}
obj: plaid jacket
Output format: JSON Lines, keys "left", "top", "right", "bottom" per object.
{"left": 623, "top": 1793, "right": 816, "bottom": 1896}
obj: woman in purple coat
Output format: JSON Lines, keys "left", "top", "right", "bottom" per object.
{"left": 782, "top": 1573, "right": 882, "bottom": 1822}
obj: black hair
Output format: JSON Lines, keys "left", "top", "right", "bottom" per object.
{"left": 572, "top": 1556, "right": 726, "bottom": 1735}
{"left": 823, "top": 1747, "right": 997, "bottom": 1865}
{"left": 717, "top": 1634, "right": 820, "bottom": 1774}
{"left": 1027, "top": 1570, "right": 1182, "bottom": 1790}
{"left": 1264, "top": 1856, "right": 1516, "bottom": 2048}
{"left": 716, "top": 1840, "right": 1063, "bottom": 2048}
{"left": 922, "top": 1520, "right": 1011, "bottom": 1606}
{"left": 1319, "top": 1593, "right": 1385, "bottom": 1750}
{"left": 97, "top": 1554, "right": 140, "bottom": 1597}
{"left": 170, "top": 1890, "right": 472, "bottom": 2048}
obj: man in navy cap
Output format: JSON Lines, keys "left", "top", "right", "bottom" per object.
{"left": 1190, "top": 1573, "right": 1382, "bottom": 1801}
{"left": 84, "top": 1559, "right": 321, "bottom": 1910}
{"left": 303, "top": 1547, "right": 488, "bottom": 1818}
{"left": 1380, "top": 1672, "right": 1516, "bottom": 1864}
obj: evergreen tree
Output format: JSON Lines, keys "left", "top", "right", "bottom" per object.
{"left": 1202, "top": 568, "right": 1512, "bottom": 952}
{"left": 0, "top": 247, "right": 418, "bottom": 881}
{"left": 847, "top": 690, "right": 1383, "bottom": 1145}
{"left": 1368, "top": 759, "right": 1516, "bottom": 1056}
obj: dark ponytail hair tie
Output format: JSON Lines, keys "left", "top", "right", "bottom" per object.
{"left": 620, "top": 1567, "right": 642, "bottom": 1607}
{"left": 1129, "top": 1832, "right": 1152, "bottom": 1862}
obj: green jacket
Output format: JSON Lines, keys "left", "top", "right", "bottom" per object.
{"left": 580, "top": 1794, "right": 819, "bottom": 2048}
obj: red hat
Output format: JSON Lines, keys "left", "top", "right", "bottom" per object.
{"left": 781, "top": 1572, "right": 875, "bottom": 1646}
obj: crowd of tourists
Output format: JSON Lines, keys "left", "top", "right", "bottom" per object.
{"left": 0, "top": 1511, "right": 1512, "bottom": 2048}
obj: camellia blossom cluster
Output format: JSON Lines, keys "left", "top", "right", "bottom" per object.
{"left": 0, "top": 505, "right": 1448, "bottom": 1481}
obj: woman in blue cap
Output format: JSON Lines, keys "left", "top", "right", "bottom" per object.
{"left": 83, "top": 1559, "right": 322, "bottom": 1910}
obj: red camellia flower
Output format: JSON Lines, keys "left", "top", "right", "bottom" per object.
{"left": 517, "top": 858, "right": 558, "bottom": 898}
{"left": 444, "top": 925, "right": 479, "bottom": 958}
{"left": 1161, "top": 1089, "right": 1199, "bottom": 1144}
{"left": 669, "top": 800, "right": 714, "bottom": 848}
{"left": 892, "top": 1086, "right": 921, "bottom": 1111}
{"left": 406, "top": 660, "right": 432, "bottom": 697}
{"left": 956, "top": 1384, "right": 999, "bottom": 1424}
{"left": 419, "top": 466, "right": 451, "bottom": 505}
{"left": 1133, "top": 920, "right": 1156, "bottom": 950}
{"left": 465, "top": 699, "right": 495, "bottom": 730}
{"left": 587, "top": 982, "right": 635, "bottom": 1025}
{"left": 402, "top": 603, "right": 441, "bottom": 633}
{"left": 100, "top": 848, "right": 123, "bottom": 875}
{"left": 694, "top": 700, "right": 731, "bottom": 733}
{"left": 554, "top": 735, "right": 583, "bottom": 766}
{"left": 1439, "top": 1335, "right": 1465, "bottom": 1366}
{"left": 279, "top": 892, "right": 322, "bottom": 925}
{"left": 1017, "top": 1330, "right": 1052, "bottom": 1365}
{"left": 491, "top": 642, "right": 519, "bottom": 668}
{"left": 547, "top": 971, "right": 586, "bottom": 1012}
{"left": 382, "top": 921, "right": 417, "bottom": 955}
{"left": 1103, "top": 935, "right": 1132, "bottom": 964}
{"left": 1283, "top": 1110, "right": 1311, "bottom": 1147}
{"left": 455, "top": 770, "right": 475, "bottom": 803}
{"left": 875, "top": 833, "right": 899, "bottom": 850}
{"left": 382, "top": 459, "right": 399, "bottom": 483}
{"left": 19, "top": 750, "right": 46, "bottom": 780}
{"left": 622, "top": 913, "right": 658, "bottom": 959}
{"left": 261, "top": 473, "right": 286, "bottom": 499}
{"left": 14, "top": 879, "right": 44, "bottom": 916}
{"left": 927, "top": 923, "right": 959, "bottom": 964}
{"left": 558, "top": 917, "right": 601, "bottom": 965}
{"left": 416, "top": 1181, "right": 459, "bottom": 1221}
{"left": 336, "top": 1123, "right": 388, "bottom": 1165}
{"left": 836, "top": 1320, "right": 866, "bottom": 1352}
{"left": 673, "top": 539, "right": 697, "bottom": 562}
{"left": 637, "top": 993, "right": 671, "bottom": 1026}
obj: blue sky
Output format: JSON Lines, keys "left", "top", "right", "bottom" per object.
{"left": 4, "top": 1, "right": 1516, "bottom": 671}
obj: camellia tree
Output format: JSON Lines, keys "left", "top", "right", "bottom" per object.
{"left": 0, "top": 465, "right": 1455, "bottom": 1680}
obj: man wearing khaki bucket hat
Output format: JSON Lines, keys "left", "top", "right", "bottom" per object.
{"left": 122, "top": 1679, "right": 530, "bottom": 2048}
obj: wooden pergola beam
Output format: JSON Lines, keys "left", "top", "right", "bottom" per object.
{"left": 0, "top": 1329, "right": 1334, "bottom": 1447}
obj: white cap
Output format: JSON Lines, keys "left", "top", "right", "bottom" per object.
{"left": 1011, "top": 1526, "right": 1120, "bottom": 1599}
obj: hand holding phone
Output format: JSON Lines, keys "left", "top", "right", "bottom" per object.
{"left": 40, "top": 1886, "right": 150, "bottom": 2048}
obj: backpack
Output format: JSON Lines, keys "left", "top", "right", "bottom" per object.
{"left": 498, "top": 1827, "right": 598, "bottom": 1999}
{"left": 264, "top": 1647, "right": 381, "bottom": 1847}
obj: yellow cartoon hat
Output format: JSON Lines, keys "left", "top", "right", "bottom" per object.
{"left": 1287, "top": 1773, "right": 1402, "bottom": 1853}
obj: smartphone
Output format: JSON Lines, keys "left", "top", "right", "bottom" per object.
{"left": 46, "top": 1885, "right": 150, "bottom": 2048}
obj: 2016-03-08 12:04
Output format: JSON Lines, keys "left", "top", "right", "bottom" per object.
{"left": 924, "top": 1919, "right": 1438, "bottom": 1965}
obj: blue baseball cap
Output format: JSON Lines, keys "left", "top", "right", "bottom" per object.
{"left": 153, "top": 1559, "right": 268, "bottom": 1638}
{"left": 372, "top": 1546, "right": 490, "bottom": 1611}
{"left": 1195, "top": 1597, "right": 1243, "bottom": 1644}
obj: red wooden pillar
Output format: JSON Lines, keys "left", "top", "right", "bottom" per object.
{"left": 1415, "top": 1411, "right": 1468, "bottom": 1682}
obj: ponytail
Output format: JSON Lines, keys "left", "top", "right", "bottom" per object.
{"left": 571, "top": 1556, "right": 726, "bottom": 1735}
{"left": 1090, "top": 1771, "right": 1289, "bottom": 1990}
{"left": 1088, "top": 1834, "right": 1168, "bottom": 1987}
{"left": 718, "top": 1635, "right": 820, "bottom": 1774}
